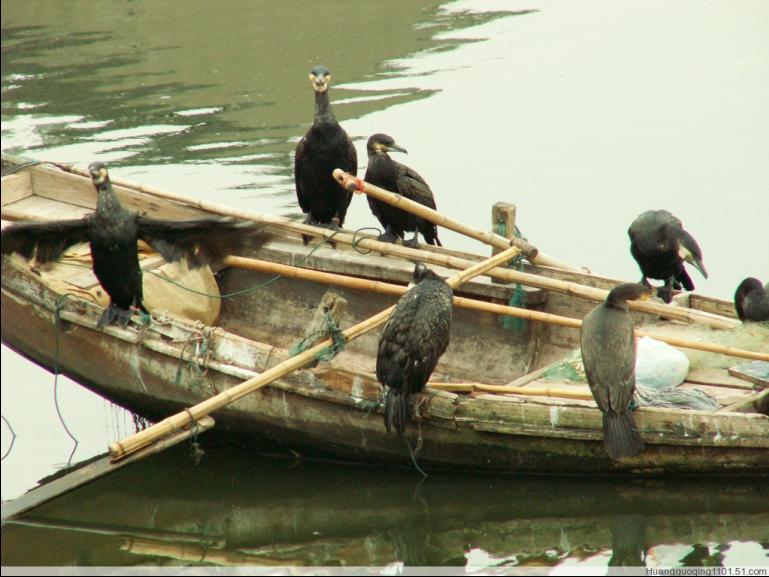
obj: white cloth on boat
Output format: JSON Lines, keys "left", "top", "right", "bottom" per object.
{"left": 633, "top": 337, "right": 719, "bottom": 411}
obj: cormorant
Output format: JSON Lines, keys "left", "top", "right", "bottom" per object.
{"left": 294, "top": 65, "right": 358, "bottom": 244}
{"left": 628, "top": 209, "right": 708, "bottom": 303}
{"left": 580, "top": 282, "right": 651, "bottom": 460}
{"left": 364, "top": 133, "right": 442, "bottom": 248}
{"left": 1, "top": 161, "right": 261, "bottom": 328}
{"left": 734, "top": 277, "right": 769, "bottom": 322}
{"left": 377, "top": 263, "right": 453, "bottom": 434}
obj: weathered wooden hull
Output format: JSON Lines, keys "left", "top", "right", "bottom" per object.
{"left": 2, "top": 158, "right": 768, "bottom": 475}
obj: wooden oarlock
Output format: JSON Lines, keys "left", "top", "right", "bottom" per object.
{"left": 108, "top": 245, "right": 523, "bottom": 461}
{"left": 223, "top": 255, "right": 769, "bottom": 362}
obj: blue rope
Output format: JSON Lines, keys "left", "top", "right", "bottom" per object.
{"left": 494, "top": 221, "right": 528, "bottom": 333}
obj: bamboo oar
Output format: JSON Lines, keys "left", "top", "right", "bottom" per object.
{"left": 0, "top": 416, "right": 215, "bottom": 522}
{"left": 427, "top": 382, "right": 595, "bottom": 400}
{"left": 43, "top": 161, "right": 738, "bottom": 330}
{"left": 223, "top": 255, "right": 769, "bottom": 362}
{"left": 332, "top": 168, "right": 583, "bottom": 272}
{"left": 108, "top": 245, "right": 523, "bottom": 461}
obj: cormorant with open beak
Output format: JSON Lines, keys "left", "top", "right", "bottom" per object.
{"left": 628, "top": 209, "right": 707, "bottom": 303}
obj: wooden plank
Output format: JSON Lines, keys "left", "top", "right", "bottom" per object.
{"left": 729, "top": 361, "right": 769, "bottom": 387}
{"left": 1, "top": 172, "right": 33, "bottom": 206}
{"left": 720, "top": 389, "right": 769, "bottom": 414}
{"left": 690, "top": 293, "right": 739, "bottom": 320}
{"left": 685, "top": 367, "right": 759, "bottom": 390}
{"left": 30, "top": 163, "right": 214, "bottom": 219}
{"left": 257, "top": 239, "right": 548, "bottom": 306}
{"left": 1, "top": 195, "right": 91, "bottom": 222}
{"left": 0, "top": 416, "right": 215, "bottom": 521}
{"left": 453, "top": 395, "right": 769, "bottom": 448}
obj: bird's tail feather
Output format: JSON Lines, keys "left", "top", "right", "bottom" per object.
{"left": 384, "top": 389, "right": 411, "bottom": 434}
{"left": 603, "top": 411, "right": 645, "bottom": 460}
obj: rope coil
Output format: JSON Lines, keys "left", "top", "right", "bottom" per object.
{"left": 288, "top": 310, "right": 347, "bottom": 363}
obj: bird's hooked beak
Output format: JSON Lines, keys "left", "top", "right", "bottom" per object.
{"left": 678, "top": 245, "right": 708, "bottom": 279}
{"left": 385, "top": 141, "right": 407, "bottom": 155}
{"left": 374, "top": 141, "right": 407, "bottom": 155}
{"left": 638, "top": 289, "right": 653, "bottom": 301}
{"left": 309, "top": 72, "right": 330, "bottom": 94}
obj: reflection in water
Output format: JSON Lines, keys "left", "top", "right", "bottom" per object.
{"left": 1, "top": 0, "right": 520, "bottom": 219}
{"left": 2, "top": 445, "right": 768, "bottom": 567}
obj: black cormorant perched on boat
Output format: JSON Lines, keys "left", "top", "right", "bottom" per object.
{"left": 628, "top": 209, "right": 707, "bottom": 303}
{"left": 1, "top": 161, "right": 261, "bottom": 328}
{"left": 734, "top": 277, "right": 769, "bottom": 322}
{"left": 294, "top": 65, "right": 358, "bottom": 244}
{"left": 377, "top": 263, "right": 453, "bottom": 434}
{"left": 580, "top": 282, "right": 651, "bottom": 460}
{"left": 364, "top": 133, "right": 442, "bottom": 248}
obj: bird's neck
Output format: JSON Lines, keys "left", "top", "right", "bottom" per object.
{"left": 95, "top": 181, "right": 121, "bottom": 218}
{"left": 369, "top": 151, "right": 391, "bottom": 162}
{"left": 314, "top": 91, "right": 336, "bottom": 123}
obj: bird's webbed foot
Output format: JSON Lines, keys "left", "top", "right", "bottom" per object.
{"left": 97, "top": 304, "right": 131, "bottom": 329}
{"left": 320, "top": 221, "right": 341, "bottom": 232}
{"left": 377, "top": 228, "right": 400, "bottom": 244}
{"left": 97, "top": 304, "right": 151, "bottom": 329}
{"left": 314, "top": 221, "right": 340, "bottom": 248}
{"left": 402, "top": 233, "right": 421, "bottom": 249}
{"left": 656, "top": 280, "right": 675, "bottom": 304}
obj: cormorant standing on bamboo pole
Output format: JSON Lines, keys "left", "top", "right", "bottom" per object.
{"left": 294, "top": 65, "right": 358, "bottom": 244}
{"left": 734, "top": 277, "right": 769, "bottom": 322}
{"left": 364, "top": 133, "right": 442, "bottom": 248}
{"left": 1, "top": 161, "right": 262, "bottom": 328}
{"left": 628, "top": 209, "right": 707, "bottom": 303}
{"left": 377, "top": 263, "right": 453, "bottom": 434}
{"left": 580, "top": 282, "right": 651, "bottom": 460}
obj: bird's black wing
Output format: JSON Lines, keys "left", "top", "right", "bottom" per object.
{"left": 1, "top": 218, "right": 92, "bottom": 263}
{"left": 136, "top": 216, "right": 263, "bottom": 268}
{"left": 294, "top": 136, "right": 310, "bottom": 213}
{"left": 396, "top": 165, "right": 437, "bottom": 210}
{"left": 335, "top": 131, "right": 358, "bottom": 225}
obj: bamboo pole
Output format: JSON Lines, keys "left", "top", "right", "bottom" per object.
{"left": 223, "top": 255, "right": 769, "bottom": 362}
{"left": 107, "top": 245, "right": 523, "bottom": 461}
{"left": 427, "top": 382, "right": 595, "bottom": 401}
{"left": 332, "top": 168, "right": 585, "bottom": 272}
{"left": 46, "top": 161, "right": 739, "bottom": 330}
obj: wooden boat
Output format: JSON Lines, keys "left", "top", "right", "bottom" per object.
{"left": 2, "top": 156, "right": 768, "bottom": 475}
{"left": 2, "top": 446, "right": 767, "bottom": 566}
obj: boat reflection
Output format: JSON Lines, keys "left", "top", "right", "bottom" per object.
{"left": 2, "top": 444, "right": 767, "bottom": 567}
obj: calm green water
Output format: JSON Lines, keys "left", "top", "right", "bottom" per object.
{"left": 2, "top": 0, "right": 768, "bottom": 569}
{"left": 2, "top": 444, "right": 768, "bottom": 568}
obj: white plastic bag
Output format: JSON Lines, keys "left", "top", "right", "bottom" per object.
{"left": 635, "top": 336, "right": 689, "bottom": 389}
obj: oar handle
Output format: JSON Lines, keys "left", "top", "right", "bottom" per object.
{"left": 333, "top": 169, "right": 588, "bottom": 270}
